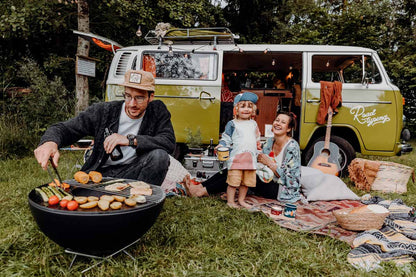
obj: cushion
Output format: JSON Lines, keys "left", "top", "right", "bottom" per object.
{"left": 301, "top": 166, "right": 360, "bottom": 201}
{"left": 161, "top": 155, "right": 190, "bottom": 192}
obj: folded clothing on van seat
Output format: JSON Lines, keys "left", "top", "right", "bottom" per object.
{"left": 317, "top": 81, "right": 342, "bottom": 124}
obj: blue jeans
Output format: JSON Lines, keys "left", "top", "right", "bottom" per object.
{"left": 100, "top": 149, "right": 170, "bottom": 186}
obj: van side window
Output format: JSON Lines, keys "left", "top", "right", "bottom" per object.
{"left": 142, "top": 51, "right": 217, "bottom": 80}
{"left": 312, "top": 55, "right": 382, "bottom": 84}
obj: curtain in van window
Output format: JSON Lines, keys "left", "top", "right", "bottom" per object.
{"left": 143, "top": 55, "right": 156, "bottom": 77}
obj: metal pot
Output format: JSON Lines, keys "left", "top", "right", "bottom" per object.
{"left": 28, "top": 183, "right": 165, "bottom": 255}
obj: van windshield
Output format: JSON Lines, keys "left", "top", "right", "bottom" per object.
{"left": 142, "top": 51, "right": 217, "bottom": 80}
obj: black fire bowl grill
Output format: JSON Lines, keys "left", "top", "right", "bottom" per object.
{"left": 28, "top": 181, "right": 165, "bottom": 256}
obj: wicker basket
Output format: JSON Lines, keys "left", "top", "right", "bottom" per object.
{"left": 371, "top": 161, "right": 414, "bottom": 194}
{"left": 333, "top": 208, "right": 389, "bottom": 231}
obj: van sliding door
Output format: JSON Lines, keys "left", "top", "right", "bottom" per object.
{"left": 304, "top": 53, "right": 398, "bottom": 152}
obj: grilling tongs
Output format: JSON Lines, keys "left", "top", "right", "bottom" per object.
{"left": 47, "top": 157, "right": 63, "bottom": 187}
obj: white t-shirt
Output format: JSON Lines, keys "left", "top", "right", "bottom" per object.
{"left": 105, "top": 103, "right": 143, "bottom": 166}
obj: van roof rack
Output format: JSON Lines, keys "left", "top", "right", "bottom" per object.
{"left": 145, "top": 27, "right": 239, "bottom": 46}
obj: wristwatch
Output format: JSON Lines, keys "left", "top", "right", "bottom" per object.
{"left": 127, "top": 134, "right": 136, "bottom": 147}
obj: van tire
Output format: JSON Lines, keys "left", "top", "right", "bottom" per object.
{"left": 303, "top": 136, "right": 356, "bottom": 177}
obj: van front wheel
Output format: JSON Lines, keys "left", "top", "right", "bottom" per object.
{"left": 303, "top": 136, "right": 356, "bottom": 177}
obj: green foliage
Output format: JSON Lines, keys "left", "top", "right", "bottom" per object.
{"left": 1, "top": 58, "right": 74, "bottom": 158}
{"left": 0, "top": 115, "right": 34, "bottom": 159}
{"left": 185, "top": 127, "right": 203, "bottom": 148}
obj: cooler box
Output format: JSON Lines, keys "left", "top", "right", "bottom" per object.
{"left": 183, "top": 155, "right": 224, "bottom": 181}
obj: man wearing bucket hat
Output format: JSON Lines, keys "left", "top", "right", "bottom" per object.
{"left": 34, "top": 70, "right": 175, "bottom": 185}
{"left": 217, "top": 91, "right": 261, "bottom": 209}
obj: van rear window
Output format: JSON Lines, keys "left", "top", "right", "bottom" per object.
{"left": 142, "top": 51, "right": 217, "bottom": 80}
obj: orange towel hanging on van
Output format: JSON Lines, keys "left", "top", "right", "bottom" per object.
{"left": 91, "top": 38, "right": 120, "bottom": 52}
{"left": 317, "top": 81, "right": 342, "bottom": 124}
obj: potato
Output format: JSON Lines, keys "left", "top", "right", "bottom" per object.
{"left": 62, "top": 195, "right": 73, "bottom": 201}
{"left": 110, "top": 201, "right": 122, "bottom": 210}
{"left": 87, "top": 196, "right": 99, "bottom": 202}
{"left": 114, "top": 195, "right": 126, "bottom": 202}
{"left": 124, "top": 198, "right": 137, "bottom": 207}
{"left": 98, "top": 199, "right": 110, "bottom": 211}
{"left": 100, "top": 195, "right": 114, "bottom": 202}
{"left": 80, "top": 201, "right": 98, "bottom": 209}
{"left": 74, "top": 196, "right": 88, "bottom": 204}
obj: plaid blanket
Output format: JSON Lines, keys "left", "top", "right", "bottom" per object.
{"left": 245, "top": 195, "right": 363, "bottom": 246}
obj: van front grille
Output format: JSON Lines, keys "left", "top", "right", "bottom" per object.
{"left": 115, "top": 52, "right": 132, "bottom": 76}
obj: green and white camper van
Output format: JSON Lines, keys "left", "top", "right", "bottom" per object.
{"left": 77, "top": 27, "right": 412, "bottom": 174}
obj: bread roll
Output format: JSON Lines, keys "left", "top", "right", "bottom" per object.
{"left": 88, "top": 171, "right": 102, "bottom": 183}
{"left": 74, "top": 171, "right": 89, "bottom": 184}
{"left": 349, "top": 205, "right": 369, "bottom": 214}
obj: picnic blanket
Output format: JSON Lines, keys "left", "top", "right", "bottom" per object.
{"left": 347, "top": 197, "right": 416, "bottom": 271}
{"left": 168, "top": 179, "right": 416, "bottom": 271}
{"left": 244, "top": 195, "right": 363, "bottom": 246}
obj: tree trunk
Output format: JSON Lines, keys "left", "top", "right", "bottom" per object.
{"left": 75, "top": 0, "right": 90, "bottom": 114}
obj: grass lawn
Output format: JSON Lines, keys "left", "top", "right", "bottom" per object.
{"left": 0, "top": 142, "right": 415, "bottom": 276}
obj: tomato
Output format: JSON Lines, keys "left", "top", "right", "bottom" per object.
{"left": 60, "top": 199, "right": 69, "bottom": 208}
{"left": 66, "top": 200, "right": 79, "bottom": 211}
{"left": 48, "top": 195, "right": 60, "bottom": 206}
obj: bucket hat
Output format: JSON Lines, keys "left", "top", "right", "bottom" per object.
{"left": 233, "top": 91, "right": 258, "bottom": 106}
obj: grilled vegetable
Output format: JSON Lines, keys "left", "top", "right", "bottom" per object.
{"left": 74, "top": 196, "right": 88, "bottom": 204}
{"left": 74, "top": 171, "right": 89, "bottom": 184}
{"left": 114, "top": 195, "right": 126, "bottom": 202}
{"left": 56, "top": 186, "right": 72, "bottom": 197}
{"left": 62, "top": 195, "right": 73, "bottom": 201}
{"left": 124, "top": 198, "right": 137, "bottom": 207}
{"left": 98, "top": 200, "right": 110, "bottom": 211}
{"left": 88, "top": 171, "right": 102, "bottom": 183}
{"left": 41, "top": 186, "right": 53, "bottom": 198}
{"left": 110, "top": 201, "right": 122, "bottom": 210}
{"left": 48, "top": 195, "right": 60, "bottom": 205}
{"left": 100, "top": 195, "right": 114, "bottom": 202}
{"left": 35, "top": 188, "right": 49, "bottom": 202}
{"left": 87, "top": 196, "right": 99, "bottom": 202}
{"left": 60, "top": 199, "right": 69, "bottom": 208}
{"left": 49, "top": 186, "right": 64, "bottom": 199}
{"left": 67, "top": 200, "right": 79, "bottom": 211}
{"left": 80, "top": 201, "right": 98, "bottom": 209}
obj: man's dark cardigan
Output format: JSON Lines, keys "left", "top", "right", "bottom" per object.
{"left": 40, "top": 100, "right": 176, "bottom": 172}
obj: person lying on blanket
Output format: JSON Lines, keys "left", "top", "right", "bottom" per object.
{"left": 184, "top": 111, "right": 301, "bottom": 203}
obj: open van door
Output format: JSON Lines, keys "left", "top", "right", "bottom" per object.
{"left": 73, "top": 30, "right": 123, "bottom": 53}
